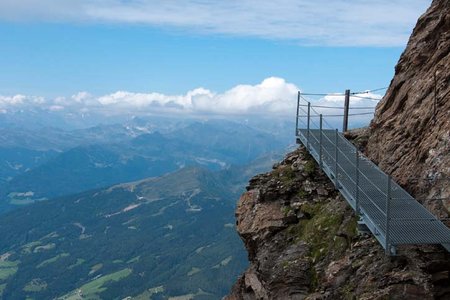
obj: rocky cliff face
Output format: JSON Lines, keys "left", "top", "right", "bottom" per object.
{"left": 227, "top": 1, "right": 450, "bottom": 299}
{"left": 226, "top": 149, "right": 449, "bottom": 299}
{"left": 366, "top": 0, "right": 450, "bottom": 217}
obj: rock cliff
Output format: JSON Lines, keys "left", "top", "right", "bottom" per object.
{"left": 366, "top": 0, "right": 450, "bottom": 217}
{"left": 226, "top": 148, "right": 449, "bottom": 299}
{"left": 227, "top": 0, "right": 450, "bottom": 299}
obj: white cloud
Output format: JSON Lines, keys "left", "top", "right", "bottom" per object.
{"left": 0, "top": 78, "right": 381, "bottom": 127}
{"left": 0, "top": 94, "right": 27, "bottom": 105}
{"left": 48, "top": 105, "right": 65, "bottom": 111}
{"left": 0, "top": 94, "right": 45, "bottom": 106}
{"left": 0, "top": 0, "right": 430, "bottom": 46}
{"left": 72, "top": 92, "right": 92, "bottom": 103}
{"left": 0, "top": 77, "right": 299, "bottom": 116}
{"left": 94, "top": 77, "right": 299, "bottom": 115}
{"left": 192, "top": 78, "right": 298, "bottom": 114}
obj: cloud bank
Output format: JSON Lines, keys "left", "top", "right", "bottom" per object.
{"left": 0, "top": 78, "right": 299, "bottom": 116}
{"left": 0, "top": 0, "right": 430, "bottom": 46}
{"left": 0, "top": 77, "right": 382, "bottom": 128}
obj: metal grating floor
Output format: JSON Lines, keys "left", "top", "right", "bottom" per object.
{"left": 296, "top": 128, "right": 450, "bottom": 255}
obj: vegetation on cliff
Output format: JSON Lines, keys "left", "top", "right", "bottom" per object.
{"left": 227, "top": 147, "right": 450, "bottom": 299}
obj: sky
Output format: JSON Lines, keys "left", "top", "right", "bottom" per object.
{"left": 0, "top": 0, "right": 431, "bottom": 118}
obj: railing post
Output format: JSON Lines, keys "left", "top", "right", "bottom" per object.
{"left": 355, "top": 148, "right": 360, "bottom": 216}
{"left": 296, "top": 91, "right": 300, "bottom": 136}
{"left": 307, "top": 102, "right": 311, "bottom": 151}
{"left": 319, "top": 114, "right": 323, "bottom": 169}
{"left": 334, "top": 129, "right": 339, "bottom": 188}
{"left": 385, "top": 175, "right": 392, "bottom": 255}
{"left": 342, "top": 89, "right": 350, "bottom": 132}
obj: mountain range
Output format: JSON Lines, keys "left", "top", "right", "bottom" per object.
{"left": 0, "top": 154, "right": 283, "bottom": 299}
{"left": 0, "top": 117, "right": 293, "bottom": 214}
{"left": 0, "top": 115, "right": 292, "bottom": 299}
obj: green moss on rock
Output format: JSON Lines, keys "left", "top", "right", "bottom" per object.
{"left": 273, "top": 166, "right": 297, "bottom": 184}
{"left": 288, "top": 202, "right": 339, "bottom": 261}
{"left": 304, "top": 161, "right": 316, "bottom": 176}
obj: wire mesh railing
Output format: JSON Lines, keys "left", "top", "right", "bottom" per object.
{"left": 295, "top": 92, "right": 450, "bottom": 255}
{"left": 297, "top": 92, "right": 378, "bottom": 130}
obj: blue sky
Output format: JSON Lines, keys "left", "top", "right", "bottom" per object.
{"left": 0, "top": 0, "right": 431, "bottom": 116}
{"left": 1, "top": 23, "right": 404, "bottom": 96}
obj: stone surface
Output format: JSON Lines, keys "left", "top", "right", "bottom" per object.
{"left": 227, "top": 147, "right": 450, "bottom": 300}
{"left": 366, "top": 0, "right": 450, "bottom": 218}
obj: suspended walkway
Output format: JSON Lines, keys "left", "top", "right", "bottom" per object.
{"left": 295, "top": 94, "right": 450, "bottom": 255}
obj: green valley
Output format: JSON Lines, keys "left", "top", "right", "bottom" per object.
{"left": 0, "top": 156, "right": 280, "bottom": 299}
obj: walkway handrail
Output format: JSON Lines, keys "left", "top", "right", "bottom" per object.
{"left": 295, "top": 92, "right": 450, "bottom": 255}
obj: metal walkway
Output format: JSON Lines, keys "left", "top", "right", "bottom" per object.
{"left": 295, "top": 95, "right": 450, "bottom": 255}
